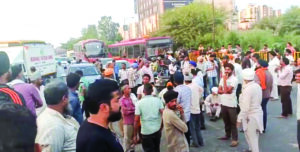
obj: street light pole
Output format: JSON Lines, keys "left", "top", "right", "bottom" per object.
{"left": 212, "top": 0, "right": 215, "bottom": 47}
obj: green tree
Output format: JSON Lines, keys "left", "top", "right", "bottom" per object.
{"left": 97, "top": 16, "right": 121, "bottom": 44}
{"left": 61, "top": 38, "right": 81, "bottom": 50}
{"left": 155, "top": 3, "right": 227, "bottom": 48}
{"left": 81, "top": 25, "right": 99, "bottom": 40}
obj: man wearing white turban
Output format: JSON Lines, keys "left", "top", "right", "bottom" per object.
{"left": 237, "top": 68, "right": 264, "bottom": 152}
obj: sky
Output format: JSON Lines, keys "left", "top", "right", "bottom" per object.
{"left": 0, "top": 0, "right": 299, "bottom": 47}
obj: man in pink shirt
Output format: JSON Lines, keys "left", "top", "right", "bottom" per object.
{"left": 9, "top": 64, "right": 43, "bottom": 117}
{"left": 120, "top": 84, "right": 135, "bottom": 151}
{"left": 277, "top": 57, "right": 293, "bottom": 118}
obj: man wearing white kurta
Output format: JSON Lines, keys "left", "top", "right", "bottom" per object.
{"left": 268, "top": 51, "right": 280, "bottom": 100}
{"left": 204, "top": 87, "right": 221, "bottom": 120}
{"left": 237, "top": 68, "right": 264, "bottom": 152}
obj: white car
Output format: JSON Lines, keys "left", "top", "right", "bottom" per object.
{"left": 68, "top": 63, "right": 101, "bottom": 84}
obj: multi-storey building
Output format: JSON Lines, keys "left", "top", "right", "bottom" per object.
{"left": 238, "top": 4, "right": 281, "bottom": 30}
{"left": 136, "top": 0, "right": 193, "bottom": 37}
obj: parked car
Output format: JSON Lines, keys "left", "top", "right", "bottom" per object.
{"left": 68, "top": 63, "right": 101, "bottom": 84}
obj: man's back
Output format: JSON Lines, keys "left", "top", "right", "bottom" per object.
{"left": 12, "top": 82, "right": 42, "bottom": 116}
{"left": 0, "top": 84, "right": 25, "bottom": 106}
{"left": 174, "top": 85, "right": 191, "bottom": 121}
{"left": 76, "top": 121, "right": 123, "bottom": 152}
{"left": 136, "top": 95, "right": 163, "bottom": 135}
{"left": 187, "top": 83, "right": 203, "bottom": 114}
{"left": 36, "top": 108, "right": 79, "bottom": 152}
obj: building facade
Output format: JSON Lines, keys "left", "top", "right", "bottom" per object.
{"left": 238, "top": 4, "right": 281, "bottom": 30}
{"left": 135, "top": 0, "right": 193, "bottom": 38}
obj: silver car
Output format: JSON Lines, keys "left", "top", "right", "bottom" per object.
{"left": 68, "top": 63, "right": 101, "bottom": 84}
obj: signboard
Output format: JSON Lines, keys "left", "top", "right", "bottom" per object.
{"left": 163, "top": 0, "right": 193, "bottom": 10}
{"left": 147, "top": 39, "right": 172, "bottom": 46}
{"left": 24, "top": 44, "right": 56, "bottom": 76}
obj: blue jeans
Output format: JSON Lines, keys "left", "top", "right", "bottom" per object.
{"left": 208, "top": 76, "right": 218, "bottom": 93}
{"left": 190, "top": 114, "right": 204, "bottom": 146}
{"left": 261, "top": 98, "right": 269, "bottom": 131}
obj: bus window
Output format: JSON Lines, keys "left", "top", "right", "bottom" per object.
{"left": 140, "top": 45, "right": 146, "bottom": 57}
{"left": 122, "top": 47, "right": 127, "bottom": 58}
{"left": 128, "top": 46, "right": 134, "bottom": 58}
{"left": 133, "top": 45, "right": 140, "bottom": 58}
{"left": 111, "top": 47, "right": 120, "bottom": 56}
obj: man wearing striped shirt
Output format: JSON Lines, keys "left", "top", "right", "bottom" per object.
{"left": 206, "top": 54, "right": 218, "bottom": 93}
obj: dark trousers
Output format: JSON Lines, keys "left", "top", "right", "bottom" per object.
{"left": 169, "top": 74, "right": 174, "bottom": 84}
{"left": 142, "top": 130, "right": 161, "bottom": 152}
{"left": 221, "top": 105, "right": 238, "bottom": 141}
{"left": 261, "top": 98, "right": 269, "bottom": 131}
{"left": 279, "top": 86, "right": 292, "bottom": 117}
{"left": 190, "top": 114, "right": 204, "bottom": 146}
{"left": 184, "top": 121, "right": 191, "bottom": 145}
{"left": 131, "top": 85, "right": 138, "bottom": 96}
{"left": 203, "top": 75, "right": 208, "bottom": 98}
{"left": 200, "top": 104, "right": 205, "bottom": 128}
{"left": 236, "top": 84, "right": 242, "bottom": 114}
{"left": 297, "top": 120, "right": 300, "bottom": 150}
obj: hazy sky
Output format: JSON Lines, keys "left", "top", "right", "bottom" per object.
{"left": 0, "top": 0, "right": 299, "bottom": 47}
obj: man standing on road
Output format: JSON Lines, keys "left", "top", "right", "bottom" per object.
{"left": 76, "top": 79, "right": 123, "bottom": 152}
{"left": 119, "top": 63, "right": 128, "bottom": 84}
{"left": 128, "top": 63, "right": 139, "bottom": 96}
{"left": 120, "top": 85, "right": 135, "bottom": 152}
{"left": 134, "top": 83, "right": 164, "bottom": 152}
{"left": 67, "top": 73, "right": 83, "bottom": 124}
{"left": 277, "top": 58, "right": 293, "bottom": 118}
{"left": 206, "top": 54, "right": 218, "bottom": 94}
{"left": 163, "top": 90, "right": 189, "bottom": 152}
{"left": 268, "top": 51, "right": 280, "bottom": 100}
{"left": 174, "top": 71, "right": 192, "bottom": 145}
{"left": 36, "top": 81, "right": 79, "bottom": 152}
{"left": 254, "top": 60, "right": 273, "bottom": 132}
{"left": 113, "top": 60, "right": 120, "bottom": 82}
{"left": 9, "top": 64, "right": 43, "bottom": 117}
{"left": 237, "top": 68, "right": 264, "bottom": 152}
{"left": 185, "top": 73, "right": 204, "bottom": 147}
{"left": 218, "top": 63, "right": 239, "bottom": 147}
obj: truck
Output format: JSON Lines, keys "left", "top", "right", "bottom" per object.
{"left": 0, "top": 41, "right": 57, "bottom": 81}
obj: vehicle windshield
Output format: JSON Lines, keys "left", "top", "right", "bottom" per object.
{"left": 84, "top": 42, "right": 104, "bottom": 57}
{"left": 69, "top": 66, "right": 99, "bottom": 76}
{"left": 147, "top": 46, "right": 171, "bottom": 58}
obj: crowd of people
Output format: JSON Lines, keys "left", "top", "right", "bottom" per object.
{"left": 0, "top": 41, "right": 299, "bottom": 152}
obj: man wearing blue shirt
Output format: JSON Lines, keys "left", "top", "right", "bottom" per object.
{"left": 67, "top": 73, "right": 83, "bottom": 124}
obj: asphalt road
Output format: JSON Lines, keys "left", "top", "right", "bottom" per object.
{"left": 112, "top": 83, "right": 299, "bottom": 152}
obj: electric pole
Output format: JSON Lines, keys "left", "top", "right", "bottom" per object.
{"left": 212, "top": 0, "right": 215, "bottom": 47}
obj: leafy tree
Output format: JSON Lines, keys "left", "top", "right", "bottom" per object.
{"left": 278, "top": 6, "right": 300, "bottom": 35}
{"left": 155, "top": 3, "right": 227, "bottom": 48}
{"left": 97, "top": 16, "right": 121, "bottom": 44}
{"left": 81, "top": 25, "right": 99, "bottom": 40}
{"left": 61, "top": 38, "right": 81, "bottom": 50}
